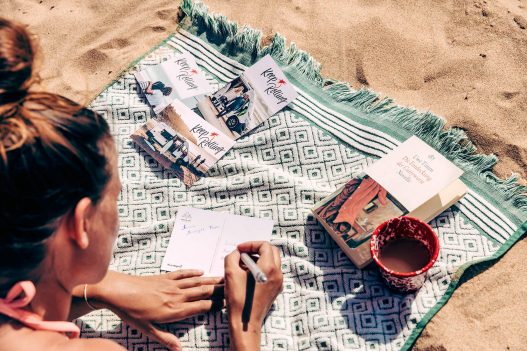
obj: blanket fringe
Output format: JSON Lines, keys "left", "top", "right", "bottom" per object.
{"left": 180, "top": 0, "right": 527, "bottom": 212}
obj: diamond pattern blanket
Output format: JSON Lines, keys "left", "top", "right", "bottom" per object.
{"left": 76, "top": 1, "right": 527, "bottom": 350}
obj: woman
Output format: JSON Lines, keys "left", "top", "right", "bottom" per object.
{"left": 0, "top": 18, "right": 282, "bottom": 351}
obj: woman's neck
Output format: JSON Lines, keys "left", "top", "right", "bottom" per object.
{"left": 31, "top": 277, "right": 72, "bottom": 322}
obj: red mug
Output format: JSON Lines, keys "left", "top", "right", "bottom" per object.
{"left": 370, "top": 216, "right": 440, "bottom": 293}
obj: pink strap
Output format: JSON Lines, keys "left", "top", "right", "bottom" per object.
{"left": 0, "top": 281, "right": 80, "bottom": 338}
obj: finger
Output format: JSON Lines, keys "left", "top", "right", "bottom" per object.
{"left": 225, "top": 249, "right": 242, "bottom": 273}
{"left": 184, "top": 284, "right": 224, "bottom": 301}
{"left": 181, "top": 299, "right": 214, "bottom": 316}
{"left": 166, "top": 269, "right": 204, "bottom": 280}
{"left": 238, "top": 241, "right": 276, "bottom": 268}
{"left": 237, "top": 241, "right": 275, "bottom": 260}
{"left": 237, "top": 241, "right": 271, "bottom": 253}
{"left": 147, "top": 325, "right": 182, "bottom": 351}
{"left": 177, "top": 276, "right": 224, "bottom": 289}
{"left": 272, "top": 246, "right": 281, "bottom": 268}
{"left": 224, "top": 250, "right": 246, "bottom": 296}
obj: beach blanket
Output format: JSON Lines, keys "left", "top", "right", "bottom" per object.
{"left": 76, "top": 1, "right": 527, "bottom": 350}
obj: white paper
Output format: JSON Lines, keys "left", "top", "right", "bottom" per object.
{"left": 161, "top": 207, "right": 275, "bottom": 276}
{"left": 170, "top": 100, "right": 236, "bottom": 159}
{"left": 243, "top": 54, "right": 298, "bottom": 116}
{"left": 365, "top": 136, "right": 463, "bottom": 212}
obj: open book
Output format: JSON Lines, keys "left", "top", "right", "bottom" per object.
{"left": 197, "top": 55, "right": 298, "bottom": 140}
{"left": 312, "top": 136, "right": 467, "bottom": 268}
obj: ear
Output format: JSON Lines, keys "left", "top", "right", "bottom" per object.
{"left": 70, "top": 197, "right": 94, "bottom": 250}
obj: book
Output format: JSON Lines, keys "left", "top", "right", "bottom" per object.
{"left": 161, "top": 207, "right": 274, "bottom": 276}
{"left": 131, "top": 100, "right": 235, "bottom": 187}
{"left": 312, "top": 136, "right": 467, "bottom": 268}
{"left": 132, "top": 53, "right": 297, "bottom": 187}
{"left": 134, "top": 51, "right": 212, "bottom": 112}
{"left": 197, "top": 54, "right": 298, "bottom": 140}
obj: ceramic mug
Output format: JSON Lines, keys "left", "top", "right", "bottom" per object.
{"left": 370, "top": 216, "right": 440, "bottom": 293}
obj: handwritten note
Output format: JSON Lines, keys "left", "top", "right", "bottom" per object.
{"left": 161, "top": 207, "right": 275, "bottom": 276}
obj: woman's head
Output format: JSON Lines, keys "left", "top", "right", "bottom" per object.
{"left": 0, "top": 19, "right": 120, "bottom": 294}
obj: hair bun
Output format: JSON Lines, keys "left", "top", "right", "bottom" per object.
{"left": 0, "top": 18, "right": 34, "bottom": 97}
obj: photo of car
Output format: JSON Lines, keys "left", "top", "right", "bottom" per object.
{"left": 197, "top": 76, "right": 265, "bottom": 140}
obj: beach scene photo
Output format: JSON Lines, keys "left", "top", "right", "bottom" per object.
{"left": 131, "top": 99, "right": 235, "bottom": 186}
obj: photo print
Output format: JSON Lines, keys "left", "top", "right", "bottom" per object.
{"left": 131, "top": 99, "right": 235, "bottom": 187}
{"left": 198, "top": 55, "right": 298, "bottom": 140}
{"left": 314, "top": 176, "right": 408, "bottom": 249}
{"left": 134, "top": 51, "right": 212, "bottom": 113}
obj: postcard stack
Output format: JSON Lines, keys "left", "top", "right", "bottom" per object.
{"left": 312, "top": 136, "right": 467, "bottom": 268}
{"left": 133, "top": 52, "right": 298, "bottom": 187}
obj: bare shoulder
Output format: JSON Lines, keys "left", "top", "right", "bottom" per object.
{"left": 0, "top": 322, "right": 125, "bottom": 351}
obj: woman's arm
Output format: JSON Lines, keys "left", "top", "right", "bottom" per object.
{"left": 71, "top": 270, "right": 223, "bottom": 351}
{"left": 69, "top": 296, "right": 98, "bottom": 320}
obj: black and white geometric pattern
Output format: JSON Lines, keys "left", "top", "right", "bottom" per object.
{"left": 76, "top": 31, "right": 509, "bottom": 351}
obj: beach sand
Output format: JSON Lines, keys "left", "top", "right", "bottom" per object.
{"left": 4, "top": 0, "right": 526, "bottom": 349}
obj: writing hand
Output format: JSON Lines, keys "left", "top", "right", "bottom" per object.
{"left": 224, "top": 241, "right": 283, "bottom": 351}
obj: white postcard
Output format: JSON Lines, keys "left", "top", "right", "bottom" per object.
{"left": 366, "top": 136, "right": 463, "bottom": 212}
{"left": 135, "top": 51, "right": 212, "bottom": 113}
{"left": 161, "top": 207, "right": 275, "bottom": 276}
{"left": 197, "top": 55, "right": 298, "bottom": 140}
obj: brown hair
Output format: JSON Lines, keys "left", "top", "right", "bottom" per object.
{"left": 0, "top": 18, "right": 113, "bottom": 293}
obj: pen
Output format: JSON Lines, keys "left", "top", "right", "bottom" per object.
{"left": 240, "top": 252, "right": 268, "bottom": 284}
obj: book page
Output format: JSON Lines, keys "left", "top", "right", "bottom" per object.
{"left": 366, "top": 136, "right": 463, "bottom": 212}
{"left": 161, "top": 208, "right": 274, "bottom": 276}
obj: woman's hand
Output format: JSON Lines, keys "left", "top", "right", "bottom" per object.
{"left": 224, "top": 241, "right": 283, "bottom": 351}
{"left": 81, "top": 270, "right": 224, "bottom": 351}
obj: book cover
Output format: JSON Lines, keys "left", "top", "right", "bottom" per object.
{"left": 131, "top": 99, "right": 235, "bottom": 187}
{"left": 312, "top": 136, "right": 467, "bottom": 268}
{"left": 197, "top": 54, "right": 298, "bottom": 140}
{"left": 134, "top": 51, "right": 212, "bottom": 113}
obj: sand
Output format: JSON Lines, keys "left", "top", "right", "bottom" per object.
{"left": 3, "top": 0, "right": 526, "bottom": 349}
